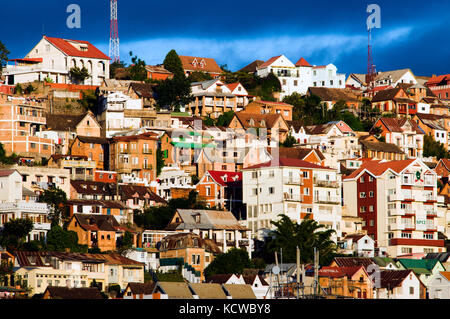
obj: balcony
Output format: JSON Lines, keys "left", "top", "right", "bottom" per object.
{"left": 142, "top": 149, "right": 153, "bottom": 155}
{"left": 33, "top": 222, "right": 51, "bottom": 231}
{"left": 61, "top": 159, "right": 96, "bottom": 169}
{"left": 313, "top": 179, "right": 340, "bottom": 188}
{"left": 119, "top": 149, "right": 130, "bottom": 154}
{"left": 387, "top": 223, "right": 405, "bottom": 231}
{"left": 16, "top": 114, "right": 46, "bottom": 125}
{"left": 0, "top": 201, "right": 49, "bottom": 214}
{"left": 388, "top": 193, "right": 404, "bottom": 202}
{"left": 388, "top": 209, "right": 405, "bottom": 216}
{"left": 284, "top": 178, "right": 302, "bottom": 185}
{"left": 314, "top": 196, "right": 340, "bottom": 205}
{"left": 426, "top": 210, "right": 438, "bottom": 217}
{"left": 239, "top": 240, "right": 249, "bottom": 247}
{"left": 284, "top": 193, "right": 302, "bottom": 202}
{"left": 425, "top": 194, "right": 437, "bottom": 202}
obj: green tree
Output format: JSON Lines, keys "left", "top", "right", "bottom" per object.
{"left": 25, "top": 84, "right": 36, "bottom": 94}
{"left": 15, "top": 83, "right": 23, "bottom": 95}
{"left": 215, "top": 111, "right": 235, "bottom": 127}
{"left": 38, "top": 186, "right": 68, "bottom": 226}
{"left": 204, "top": 248, "right": 253, "bottom": 279}
{"left": 69, "top": 67, "right": 91, "bottom": 84}
{"left": 0, "top": 218, "right": 34, "bottom": 251}
{"left": 155, "top": 76, "right": 193, "bottom": 110}
{"left": 0, "top": 41, "right": 9, "bottom": 75}
{"left": 424, "top": 134, "right": 450, "bottom": 160}
{"left": 78, "top": 90, "right": 98, "bottom": 113}
{"left": 156, "top": 148, "right": 166, "bottom": 177}
{"left": 110, "top": 60, "right": 127, "bottom": 79}
{"left": 46, "top": 225, "right": 83, "bottom": 252}
{"left": 117, "top": 231, "right": 134, "bottom": 255}
{"left": 128, "top": 52, "right": 147, "bottom": 81}
{"left": 0, "top": 143, "right": 18, "bottom": 164}
{"left": 282, "top": 134, "right": 297, "bottom": 147}
{"left": 187, "top": 71, "right": 213, "bottom": 83}
{"left": 263, "top": 214, "right": 337, "bottom": 265}
{"left": 163, "top": 50, "right": 185, "bottom": 79}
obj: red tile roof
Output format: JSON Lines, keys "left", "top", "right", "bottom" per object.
{"left": 295, "top": 57, "right": 312, "bottom": 67}
{"left": 244, "top": 157, "right": 330, "bottom": 170}
{"left": 258, "top": 55, "right": 282, "bottom": 69}
{"left": 226, "top": 83, "right": 240, "bottom": 92}
{"left": 207, "top": 171, "right": 242, "bottom": 187}
{"left": 179, "top": 56, "right": 222, "bottom": 74}
{"left": 44, "top": 36, "right": 110, "bottom": 60}
{"left": 427, "top": 74, "right": 450, "bottom": 86}
{"left": 343, "top": 159, "right": 416, "bottom": 180}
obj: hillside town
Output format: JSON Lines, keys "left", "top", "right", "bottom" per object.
{"left": 1, "top": 35, "right": 450, "bottom": 300}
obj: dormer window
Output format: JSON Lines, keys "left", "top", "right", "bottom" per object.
{"left": 195, "top": 214, "right": 201, "bottom": 223}
{"left": 222, "top": 175, "right": 228, "bottom": 182}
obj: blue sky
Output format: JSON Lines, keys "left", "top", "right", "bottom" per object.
{"left": 1, "top": 0, "right": 449, "bottom": 76}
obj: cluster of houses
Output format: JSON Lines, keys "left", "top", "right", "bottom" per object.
{"left": 0, "top": 35, "right": 450, "bottom": 299}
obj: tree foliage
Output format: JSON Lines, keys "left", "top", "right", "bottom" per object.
{"left": 204, "top": 248, "right": 253, "bottom": 279}
{"left": 117, "top": 231, "right": 134, "bottom": 255}
{"left": 110, "top": 60, "right": 127, "bottom": 79}
{"left": 134, "top": 191, "right": 208, "bottom": 230}
{"left": 187, "top": 71, "right": 213, "bottom": 83}
{"left": 38, "top": 186, "right": 68, "bottom": 226}
{"left": 69, "top": 67, "right": 91, "bottom": 84}
{"left": 128, "top": 52, "right": 147, "bottom": 81}
{"left": 46, "top": 225, "right": 86, "bottom": 252}
{"left": 281, "top": 134, "right": 297, "bottom": 147}
{"left": 259, "top": 214, "right": 337, "bottom": 265}
{"left": 0, "top": 41, "right": 9, "bottom": 74}
{"left": 163, "top": 49, "right": 185, "bottom": 79}
{"left": 423, "top": 134, "right": 450, "bottom": 160}
{"left": 0, "top": 218, "right": 34, "bottom": 251}
{"left": 0, "top": 143, "right": 18, "bottom": 164}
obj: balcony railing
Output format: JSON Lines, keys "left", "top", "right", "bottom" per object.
{"left": 314, "top": 179, "right": 340, "bottom": 188}
{"left": 388, "top": 194, "right": 404, "bottom": 202}
{"left": 284, "top": 178, "right": 302, "bottom": 185}
{"left": 314, "top": 196, "right": 341, "bottom": 204}
{"left": 284, "top": 193, "right": 303, "bottom": 202}
{"left": 388, "top": 209, "right": 406, "bottom": 216}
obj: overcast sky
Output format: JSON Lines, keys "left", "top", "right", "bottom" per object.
{"left": 2, "top": 0, "right": 449, "bottom": 76}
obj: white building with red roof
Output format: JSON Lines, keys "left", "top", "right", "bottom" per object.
{"left": 255, "top": 55, "right": 346, "bottom": 99}
{"left": 343, "top": 158, "right": 446, "bottom": 257}
{"left": 3, "top": 36, "right": 110, "bottom": 86}
{"left": 242, "top": 158, "right": 342, "bottom": 240}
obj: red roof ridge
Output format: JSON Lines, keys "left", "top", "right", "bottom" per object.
{"left": 295, "top": 57, "right": 312, "bottom": 67}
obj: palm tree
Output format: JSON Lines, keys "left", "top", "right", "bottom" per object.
{"left": 265, "top": 214, "right": 337, "bottom": 265}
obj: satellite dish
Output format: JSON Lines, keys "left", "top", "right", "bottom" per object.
{"left": 272, "top": 266, "right": 280, "bottom": 275}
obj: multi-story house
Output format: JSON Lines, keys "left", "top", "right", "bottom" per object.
{"left": 0, "top": 169, "right": 51, "bottom": 241}
{"left": 359, "top": 135, "right": 406, "bottom": 161}
{"left": 242, "top": 100, "right": 294, "bottom": 121}
{"left": 374, "top": 270, "right": 425, "bottom": 299}
{"left": 70, "top": 135, "right": 108, "bottom": 170}
{"left": 426, "top": 74, "right": 450, "bottom": 101}
{"left": 153, "top": 165, "right": 195, "bottom": 201}
{"left": 13, "top": 165, "right": 71, "bottom": 196}
{"left": 412, "top": 113, "right": 450, "bottom": 149}
{"left": 343, "top": 159, "right": 446, "bottom": 257}
{"left": 97, "top": 87, "right": 157, "bottom": 138}
{"left": 371, "top": 87, "right": 418, "bottom": 116}
{"left": 48, "top": 154, "right": 97, "bottom": 181}
{"left": 179, "top": 56, "right": 222, "bottom": 79}
{"left": 256, "top": 55, "right": 345, "bottom": 99}
{"left": 373, "top": 69, "right": 418, "bottom": 88}
{"left": 371, "top": 117, "right": 424, "bottom": 158}
{"left": 42, "top": 111, "right": 101, "bottom": 155}
{"left": 3, "top": 36, "right": 110, "bottom": 86}
{"left": 14, "top": 251, "right": 144, "bottom": 295}
{"left": 145, "top": 65, "right": 173, "bottom": 81}
{"left": 0, "top": 97, "right": 54, "bottom": 160}
{"left": 242, "top": 158, "right": 342, "bottom": 241}
{"left": 158, "top": 232, "right": 221, "bottom": 283}
{"left": 225, "top": 82, "right": 252, "bottom": 107}
{"left": 109, "top": 132, "right": 158, "bottom": 184}
{"left": 166, "top": 209, "right": 252, "bottom": 255}
{"left": 189, "top": 79, "right": 240, "bottom": 118}
{"left": 300, "top": 121, "right": 362, "bottom": 168}
{"left": 228, "top": 111, "right": 290, "bottom": 146}
{"left": 67, "top": 213, "right": 137, "bottom": 252}
{"left": 307, "top": 87, "right": 361, "bottom": 110}
{"left": 196, "top": 171, "right": 244, "bottom": 219}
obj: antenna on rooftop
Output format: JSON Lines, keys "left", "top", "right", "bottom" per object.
{"left": 109, "top": 0, "right": 120, "bottom": 63}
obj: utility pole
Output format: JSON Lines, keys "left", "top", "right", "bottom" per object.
{"left": 296, "top": 246, "right": 300, "bottom": 299}
{"left": 314, "top": 247, "right": 319, "bottom": 298}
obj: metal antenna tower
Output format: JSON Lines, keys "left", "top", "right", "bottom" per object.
{"left": 109, "top": 0, "right": 120, "bottom": 62}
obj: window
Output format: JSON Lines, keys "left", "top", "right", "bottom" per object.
{"left": 401, "top": 233, "right": 412, "bottom": 239}
{"left": 302, "top": 171, "right": 309, "bottom": 179}
{"left": 369, "top": 205, "right": 374, "bottom": 212}
{"left": 269, "top": 187, "right": 275, "bottom": 194}
{"left": 409, "top": 287, "right": 414, "bottom": 295}
{"left": 360, "top": 206, "right": 366, "bottom": 213}
{"left": 369, "top": 191, "right": 374, "bottom": 198}
{"left": 360, "top": 176, "right": 365, "bottom": 183}
{"left": 359, "top": 192, "right": 366, "bottom": 198}
{"left": 369, "top": 220, "right": 374, "bottom": 226}
{"left": 206, "top": 187, "right": 211, "bottom": 196}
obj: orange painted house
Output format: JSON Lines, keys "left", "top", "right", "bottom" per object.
{"left": 70, "top": 136, "right": 108, "bottom": 170}
{"left": 242, "top": 100, "right": 294, "bottom": 121}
